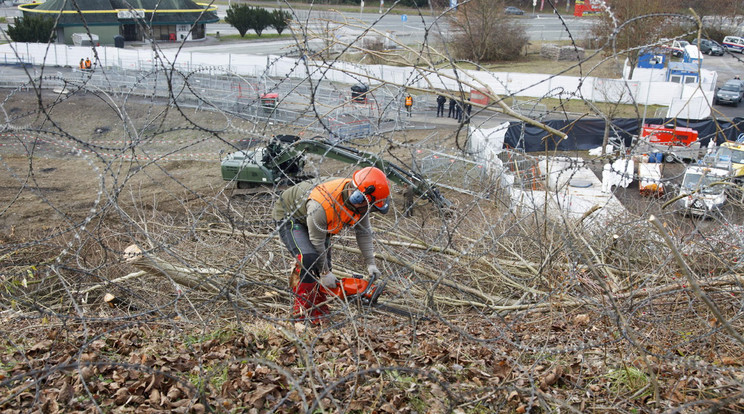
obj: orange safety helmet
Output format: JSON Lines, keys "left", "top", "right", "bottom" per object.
{"left": 351, "top": 166, "right": 390, "bottom": 214}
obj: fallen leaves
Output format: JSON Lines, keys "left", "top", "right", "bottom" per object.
{"left": 539, "top": 365, "right": 564, "bottom": 391}
{"left": 1, "top": 310, "right": 742, "bottom": 413}
{"left": 27, "top": 340, "right": 53, "bottom": 354}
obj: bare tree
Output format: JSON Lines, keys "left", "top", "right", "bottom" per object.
{"left": 446, "top": 0, "right": 528, "bottom": 63}
{"left": 679, "top": 0, "right": 744, "bottom": 18}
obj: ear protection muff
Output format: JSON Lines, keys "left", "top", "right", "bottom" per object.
{"left": 349, "top": 189, "right": 367, "bottom": 205}
{"left": 350, "top": 185, "right": 377, "bottom": 205}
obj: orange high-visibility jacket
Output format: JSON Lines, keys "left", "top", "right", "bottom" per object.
{"left": 405, "top": 96, "right": 412, "bottom": 106}
{"left": 308, "top": 178, "right": 361, "bottom": 234}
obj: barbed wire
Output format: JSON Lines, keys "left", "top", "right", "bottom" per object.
{"left": 1, "top": 1, "right": 744, "bottom": 412}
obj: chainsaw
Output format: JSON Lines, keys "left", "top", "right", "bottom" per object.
{"left": 322, "top": 275, "right": 384, "bottom": 306}
{"left": 322, "top": 274, "right": 421, "bottom": 319}
{"left": 289, "top": 262, "right": 420, "bottom": 319}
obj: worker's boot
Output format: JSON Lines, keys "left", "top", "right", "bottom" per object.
{"left": 292, "top": 282, "right": 313, "bottom": 321}
{"left": 292, "top": 282, "right": 329, "bottom": 324}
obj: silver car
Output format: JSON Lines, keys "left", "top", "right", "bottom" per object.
{"left": 504, "top": 6, "right": 525, "bottom": 15}
{"left": 698, "top": 39, "right": 724, "bottom": 56}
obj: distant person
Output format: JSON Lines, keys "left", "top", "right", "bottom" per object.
{"left": 403, "top": 184, "right": 414, "bottom": 217}
{"left": 84, "top": 57, "right": 92, "bottom": 70}
{"left": 404, "top": 94, "right": 413, "bottom": 117}
{"left": 448, "top": 98, "right": 456, "bottom": 118}
{"left": 455, "top": 100, "right": 462, "bottom": 121}
{"left": 79, "top": 58, "right": 85, "bottom": 70}
{"left": 464, "top": 99, "right": 472, "bottom": 123}
{"left": 436, "top": 94, "right": 446, "bottom": 117}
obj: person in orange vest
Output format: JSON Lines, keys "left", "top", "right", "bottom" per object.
{"left": 272, "top": 167, "right": 389, "bottom": 323}
{"left": 404, "top": 94, "right": 413, "bottom": 117}
{"left": 84, "top": 57, "right": 91, "bottom": 70}
{"left": 79, "top": 58, "right": 85, "bottom": 70}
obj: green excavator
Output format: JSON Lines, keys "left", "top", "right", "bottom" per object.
{"left": 221, "top": 134, "right": 452, "bottom": 210}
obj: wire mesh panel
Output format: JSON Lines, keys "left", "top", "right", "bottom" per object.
{"left": 418, "top": 150, "right": 491, "bottom": 191}
{"left": 497, "top": 150, "right": 545, "bottom": 191}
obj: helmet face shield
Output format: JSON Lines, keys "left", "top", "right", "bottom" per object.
{"left": 373, "top": 199, "right": 389, "bottom": 214}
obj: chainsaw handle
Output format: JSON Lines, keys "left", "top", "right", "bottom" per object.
{"left": 359, "top": 273, "right": 377, "bottom": 298}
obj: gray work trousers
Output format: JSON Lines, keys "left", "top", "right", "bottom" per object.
{"left": 277, "top": 218, "right": 331, "bottom": 283}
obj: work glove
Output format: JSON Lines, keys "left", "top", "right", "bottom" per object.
{"left": 367, "top": 264, "right": 382, "bottom": 279}
{"left": 319, "top": 272, "right": 339, "bottom": 289}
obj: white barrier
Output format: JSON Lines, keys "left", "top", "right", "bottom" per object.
{"left": 0, "top": 42, "right": 713, "bottom": 116}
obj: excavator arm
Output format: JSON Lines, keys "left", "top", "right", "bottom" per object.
{"left": 291, "top": 139, "right": 452, "bottom": 211}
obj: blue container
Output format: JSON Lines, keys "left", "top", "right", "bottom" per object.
{"left": 648, "top": 152, "right": 662, "bottom": 163}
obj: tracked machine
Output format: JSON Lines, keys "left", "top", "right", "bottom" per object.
{"left": 221, "top": 134, "right": 452, "bottom": 210}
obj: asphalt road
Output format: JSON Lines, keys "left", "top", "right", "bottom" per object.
{"left": 181, "top": 11, "right": 593, "bottom": 56}
{"left": 703, "top": 52, "right": 744, "bottom": 119}
{"left": 200, "top": 5, "right": 593, "bottom": 43}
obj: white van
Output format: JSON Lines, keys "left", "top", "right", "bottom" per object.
{"left": 722, "top": 36, "right": 744, "bottom": 53}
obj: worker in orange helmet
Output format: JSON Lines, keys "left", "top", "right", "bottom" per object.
{"left": 272, "top": 166, "right": 389, "bottom": 323}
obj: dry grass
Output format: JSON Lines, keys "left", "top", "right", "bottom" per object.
{"left": 338, "top": 38, "right": 623, "bottom": 79}
{"left": 487, "top": 50, "right": 624, "bottom": 79}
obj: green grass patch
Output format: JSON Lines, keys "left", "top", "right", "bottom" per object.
{"left": 218, "top": 1, "right": 434, "bottom": 16}
{"left": 208, "top": 32, "right": 290, "bottom": 41}
{"left": 182, "top": 326, "right": 237, "bottom": 346}
{"left": 605, "top": 366, "right": 651, "bottom": 397}
{"left": 188, "top": 364, "right": 229, "bottom": 394}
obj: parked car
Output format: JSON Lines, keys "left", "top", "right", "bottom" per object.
{"left": 722, "top": 36, "right": 744, "bottom": 53}
{"left": 676, "top": 163, "right": 730, "bottom": 217}
{"left": 717, "top": 141, "right": 744, "bottom": 182}
{"left": 665, "top": 40, "right": 689, "bottom": 57}
{"left": 714, "top": 79, "right": 744, "bottom": 106}
{"left": 697, "top": 39, "right": 724, "bottom": 56}
{"left": 504, "top": 6, "right": 525, "bottom": 15}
